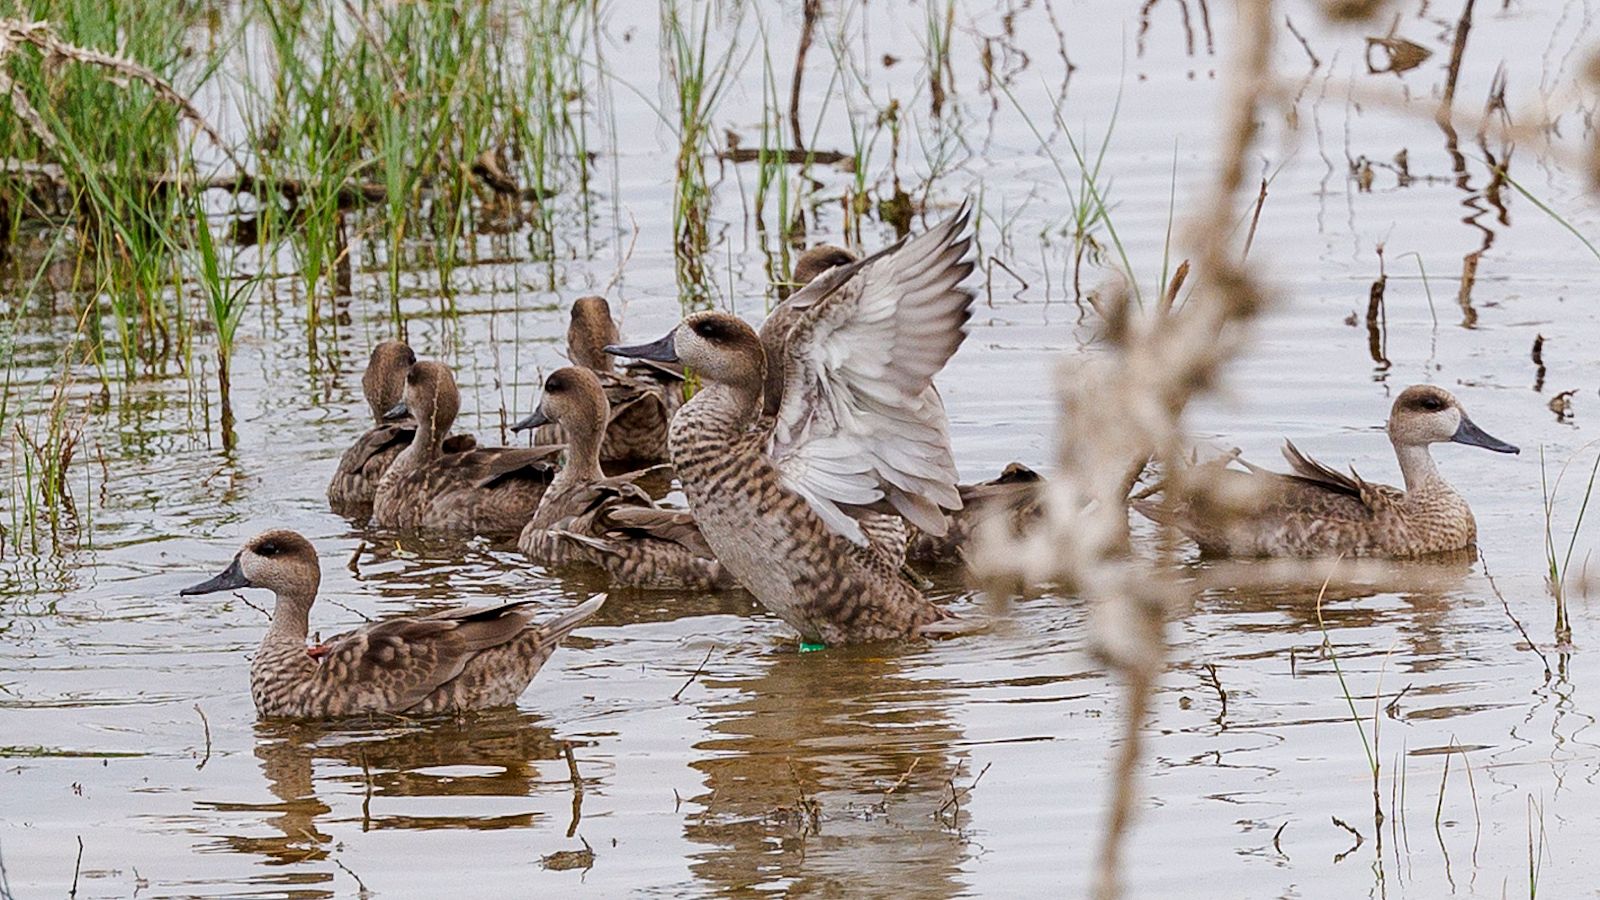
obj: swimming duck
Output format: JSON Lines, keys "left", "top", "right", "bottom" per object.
{"left": 511, "top": 366, "right": 731, "bottom": 590}
{"left": 607, "top": 207, "right": 976, "bottom": 645}
{"left": 1135, "top": 384, "right": 1519, "bottom": 558}
{"left": 326, "top": 341, "right": 477, "bottom": 517}
{"left": 372, "top": 360, "right": 562, "bottom": 535}
{"left": 180, "top": 529, "right": 604, "bottom": 718}
{"left": 529, "top": 296, "right": 685, "bottom": 465}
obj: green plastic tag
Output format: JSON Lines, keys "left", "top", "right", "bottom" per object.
{"left": 799, "top": 641, "right": 827, "bottom": 653}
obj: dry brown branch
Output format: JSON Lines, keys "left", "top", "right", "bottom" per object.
{"left": 0, "top": 18, "right": 242, "bottom": 172}
{"left": 973, "top": 3, "right": 1279, "bottom": 899}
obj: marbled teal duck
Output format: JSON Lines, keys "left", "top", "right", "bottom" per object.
{"left": 327, "top": 341, "right": 476, "bottom": 518}
{"left": 511, "top": 366, "right": 731, "bottom": 590}
{"left": 372, "top": 360, "right": 562, "bottom": 535}
{"left": 530, "top": 296, "right": 684, "bottom": 465}
{"left": 1136, "top": 384, "right": 1519, "bottom": 558}
{"left": 180, "top": 529, "right": 604, "bottom": 718}
{"left": 607, "top": 207, "right": 976, "bottom": 645}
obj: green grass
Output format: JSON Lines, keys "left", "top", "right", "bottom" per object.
{"left": 1538, "top": 445, "right": 1598, "bottom": 647}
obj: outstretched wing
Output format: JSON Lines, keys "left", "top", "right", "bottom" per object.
{"left": 768, "top": 206, "right": 975, "bottom": 544}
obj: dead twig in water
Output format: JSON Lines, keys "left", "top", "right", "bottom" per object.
{"left": 1532, "top": 335, "right": 1546, "bottom": 392}
{"left": 671, "top": 645, "right": 715, "bottom": 702}
{"left": 1331, "top": 815, "right": 1364, "bottom": 863}
{"left": 1456, "top": 250, "right": 1480, "bottom": 328}
{"left": 69, "top": 836, "right": 82, "bottom": 899}
{"left": 1241, "top": 178, "right": 1268, "bottom": 260}
{"left": 193, "top": 704, "right": 211, "bottom": 771}
{"left": 1272, "top": 822, "right": 1289, "bottom": 858}
{"left": 564, "top": 742, "right": 585, "bottom": 838}
{"left": 1200, "top": 663, "right": 1227, "bottom": 725}
{"left": 1480, "top": 552, "right": 1553, "bottom": 681}
{"left": 936, "top": 761, "right": 992, "bottom": 824}
{"left": 1438, "top": 0, "right": 1478, "bottom": 123}
{"left": 332, "top": 856, "right": 372, "bottom": 898}
{"left": 1283, "top": 16, "right": 1320, "bottom": 69}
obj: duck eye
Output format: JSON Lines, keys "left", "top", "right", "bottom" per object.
{"left": 256, "top": 541, "right": 279, "bottom": 557}
{"left": 1420, "top": 397, "right": 1443, "bottom": 411}
{"left": 693, "top": 320, "right": 723, "bottom": 340}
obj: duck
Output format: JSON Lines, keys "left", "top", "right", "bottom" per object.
{"left": 326, "top": 341, "right": 476, "bottom": 518}
{"left": 606, "top": 207, "right": 976, "bottom": 645}
{"left": 907, "top": 462, "right": 1044, "bottom": 565}
{"left": 510, "top": 366, "right": 732, "bottom": 590}
{"left": 529, "top": 296, "right": 685, "bottom": 465}
{"left": 1134, "top": 384, "right": 1519, "bottom": 558}
{"left": 179, "top": 529, "right": 604, "bottom": 718}
{"left": 372, "top": 360, "right": 563, "bottom": 535}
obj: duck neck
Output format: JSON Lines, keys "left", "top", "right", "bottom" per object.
{"left": 556, "top": 419, "right": 605, "bottom": 487}
{"left": 687, "top": 380, "right": 762, "bottom": 437}
{"left": 397, "top": 408, "right": 447, "bottom": 469}
{"left": 264, "top": 592, "right": 313, "bottom": 644}
{"left": 1393, "top": 443, "right": 1443, "bottom": 493}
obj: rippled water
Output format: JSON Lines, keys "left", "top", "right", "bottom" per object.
{"left": 5, "top": 1, "right": 1600, "bottom": 896}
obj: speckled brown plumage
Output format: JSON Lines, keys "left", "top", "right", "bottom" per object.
{"left": 1136, "top": 385, "right": 1519, "bottom": 558}
{"left": 513, "top": 367, "right": 728, "bottom": 589}
{"left": 373, "top": 360, "right": 561, "bottom": 535}
{"left": 180, "top": 529, "right": 604, "bottom": 718}
{"left": 531, "top": 296, "right": 684, "bottom": 464}
{"left": 607, "top": 209, "right": 977, "bottom": 644}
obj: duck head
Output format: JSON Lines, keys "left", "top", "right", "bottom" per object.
{"left": 793, "top": 244, "right": 856, "bottom": 287}
{"left": 383, "top": 360, "right": 461, "bottom": 438}
{"left": 1388, "top": 385, "right": 1519, "bottom": 454}
{"left": 568, "top": 296, "right": 621, "bottom": 373}
{"left": 606, "top": 311, "right": 765, "bottom": 393}
{"left": 511, "top": 366, "right": 609, "bottom": 436}
{"left": 362, "top": 340, "right": 416, "bottom": 425}
{"left": 180, "top": 529, "right": 321, "bottom": 600}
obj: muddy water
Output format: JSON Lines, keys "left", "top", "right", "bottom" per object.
{"left": 4, "top": 1, "right": 1600, "bottom": 896}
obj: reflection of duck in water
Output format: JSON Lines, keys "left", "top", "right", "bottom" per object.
{"left": 682, "top": 641, "right": 974, "bottom": 896}
{"left": 201, "top": 711, "right": 565, "bottom": 879}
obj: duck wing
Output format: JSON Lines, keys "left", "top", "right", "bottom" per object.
{"left": 452, "top": 444, "right": 564, "bottom": 490}
{"left": 1279, "top": 441, "right": 1395, "bottom": 510}
{"left": 767, "top": 205, "right": 975, "bottom": 545}
{"left": 315, "top": 601, "right": 542, "bottom": 713}
{"left": 345, "top": 423, "right": 415, "bottom": 472}
{"left": 584, "top": 504, "right": 717, "bottom": 557}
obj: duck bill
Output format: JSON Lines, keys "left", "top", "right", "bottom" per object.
{"left": 382, "top": 401, "right": 410, "bottom": 422}
{"left": 1451, "top": 415, "right": 1520, "bottom": 454}
{"left": 510, "top": 405, "right": 551, "bottom": 432}
{"left": 180, "top": 555, "right": 251, "bottom": 596}
{"left": 604, "top": 329, "right": 678, "bottom": 364}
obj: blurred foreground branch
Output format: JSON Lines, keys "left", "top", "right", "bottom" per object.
{"left": 971, "top": 1, "right": 1279, "bottom": 898}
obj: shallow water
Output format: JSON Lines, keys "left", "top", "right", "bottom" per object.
{"left": 4, "top": 1, "right": 1600, "bottom": 896}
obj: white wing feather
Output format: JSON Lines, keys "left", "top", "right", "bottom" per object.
{"left": 769, "top": 206, "right": 975, "bottom": 545}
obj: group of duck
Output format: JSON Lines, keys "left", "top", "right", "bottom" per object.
{"left": 182, "top": 204, "right": 1521, "bottom": 720}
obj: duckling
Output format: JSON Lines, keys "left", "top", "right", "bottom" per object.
{"left": 607, "top": 207, "right": 976, "bottom": 645}
{"left": 529, "top": 296, "right": 685, "bottom": 465}
{"left": 372, "top": 360, "right": 562, "bottom": 535}
{"left": 511, "top": 366, "right": 731, "bottom": 590}
{"left": 327, "top": 341, "right": 477, "bottom": 518}
{"left": 180, "top": 529, "right": 604, "bottom": 718}
{"left": 1136, "top": 384, "right": 1519, "bottom": 558}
